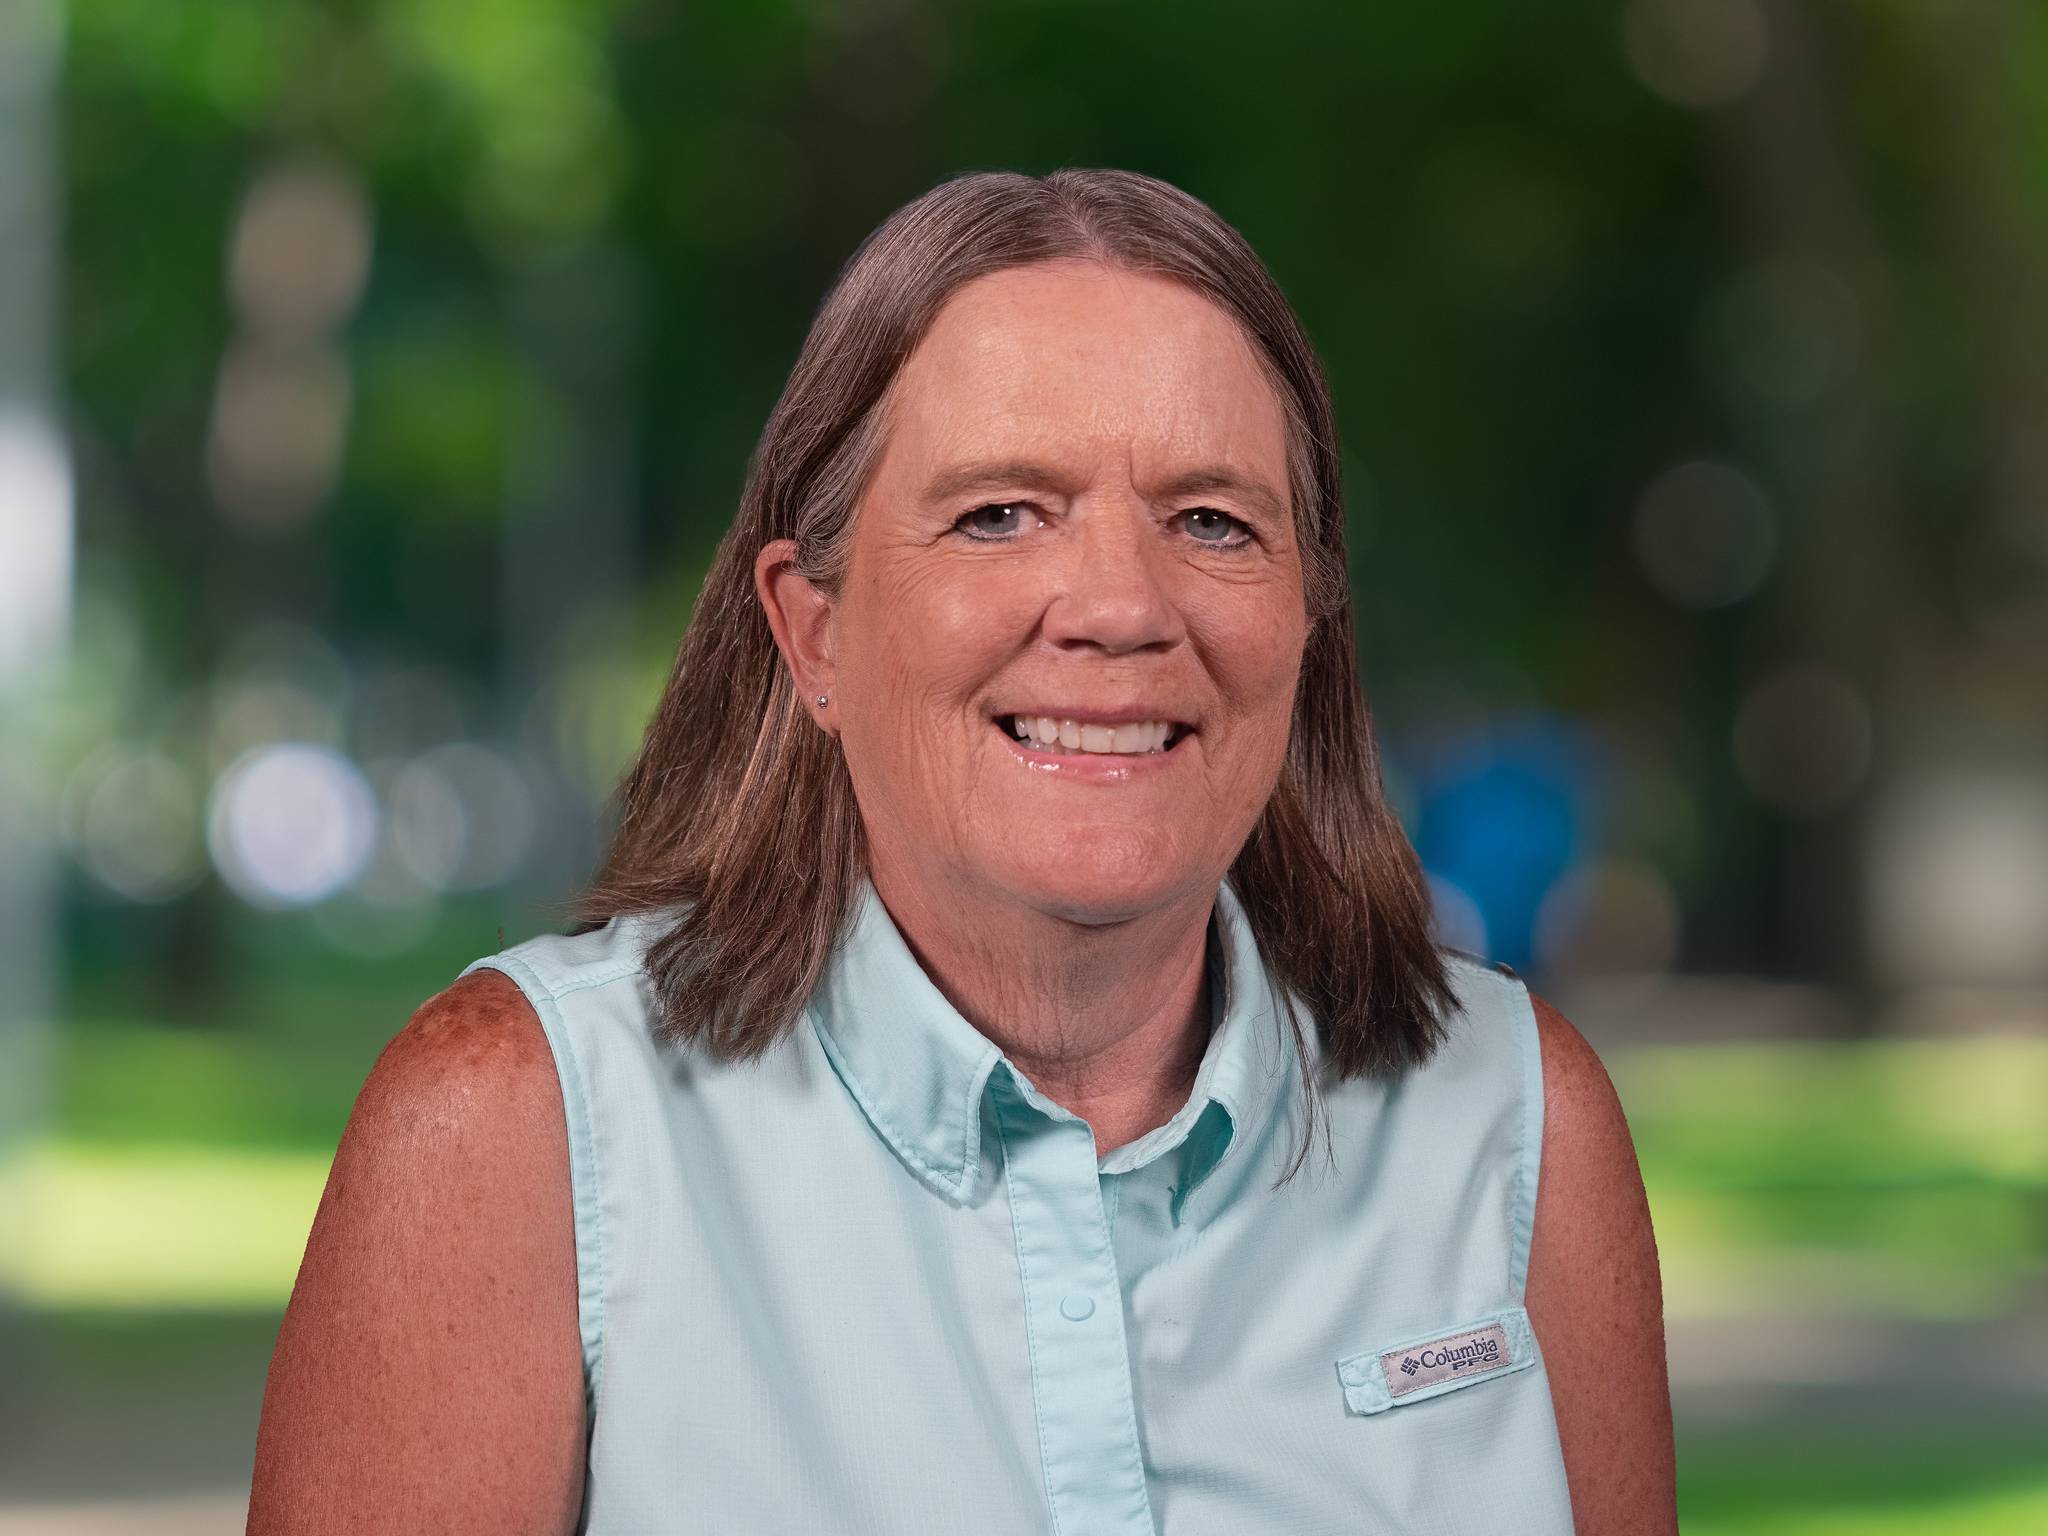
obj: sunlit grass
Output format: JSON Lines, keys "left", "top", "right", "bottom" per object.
{"left": 0, "top": 1140, "right": 329, "bottom": 1310}
{"left": 1610, "top": 1034, "right": 2048, "bottom": 1186}
{"left": 1679, "top": 1444, "right": 2048, "bottom": 1536}
{"left": 8, "top": 1027, "right": 2045, "bottom": 1322}
{"left": 1608, "top": 1032, "right": 2048, "bottom": 1321}
{"left": 4, "top": 1030, "right": 2046, "bottom": 1533}
{"left": 1683, "top": 1484, "right": 2048, "bottom": 1536}
{"left": 1645, "top": 1183, "right": 2046, "bottom": 1320}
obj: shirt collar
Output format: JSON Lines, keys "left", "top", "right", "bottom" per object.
{"left": 807, "top": 871, "right": 1304, "bottom": 1226}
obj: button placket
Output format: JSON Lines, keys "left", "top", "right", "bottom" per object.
{"left": 994, "top": 1077, "right": 1156, "bottom": 1536}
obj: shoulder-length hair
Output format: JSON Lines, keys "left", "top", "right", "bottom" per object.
{"left": 568, "top": 166, "right": 1458, "bottom": 1185}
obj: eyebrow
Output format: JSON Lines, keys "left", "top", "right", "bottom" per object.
{"left": 919, "top": 460, "right": 1289, "bottom": 524}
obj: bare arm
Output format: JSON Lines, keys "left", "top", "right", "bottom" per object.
{"left": 247, "top": 969, "right": 586, "bottom": 1535}
{"left": 1523, "top": 991, "right": 1678, "bottom": 1536}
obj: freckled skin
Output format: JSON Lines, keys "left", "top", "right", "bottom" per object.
{"left": 757, "top": 258, "right": 1307, "bottom": 1141}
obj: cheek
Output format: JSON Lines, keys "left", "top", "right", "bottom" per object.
{"left": 854, "top": 556, "right": 1030, "bottom": 712}
{"left": 1192, "top": 584, "right": 1308, "bottom": 696}
{"left": 907, "top": 562, "right": 1028, "bottom": 642}
{"left": 1197, "top": 604, "right": 1307, "bottom": 788}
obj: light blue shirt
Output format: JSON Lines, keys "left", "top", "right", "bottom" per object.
{"left": 461, "top": 872, "right": 1575, "bottom": 1533}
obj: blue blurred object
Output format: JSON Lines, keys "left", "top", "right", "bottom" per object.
{"left": 1408, "top": 711, "right": 1591, "bottom": 975}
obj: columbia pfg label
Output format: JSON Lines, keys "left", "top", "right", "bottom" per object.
{"left": 1380, "top": 1320, "right": 1514, "bottom": 1399}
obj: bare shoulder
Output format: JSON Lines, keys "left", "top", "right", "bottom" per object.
{"left": 1523, "top": 989, "right": 1677, "bottom": 1536}
{"left": 247, "top": 968, "right": 585, "bottom": 1536}
{"left": 356, "top": 966, "right": 565, "bottom": 1134}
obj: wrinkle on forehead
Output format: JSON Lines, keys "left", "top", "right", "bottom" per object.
{"left": 877, "top": 262, "right": 1290, "bottom": 504}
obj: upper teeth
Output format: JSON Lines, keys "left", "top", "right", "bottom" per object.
{"left": 1006, "top": 716, "right": 1178, "bottom": 754}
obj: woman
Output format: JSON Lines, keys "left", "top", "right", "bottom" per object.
{"left": 249, "top": 168, "right": 1675, "bottom": 1534}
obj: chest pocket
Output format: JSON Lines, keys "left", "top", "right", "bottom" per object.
{"left": 1335, "top": 1304, "right": 1538, "bottom": 1415}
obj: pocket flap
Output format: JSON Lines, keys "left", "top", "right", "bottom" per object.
{"left": 1335, "top": 1305, "right": 1537, "bottom": 1415}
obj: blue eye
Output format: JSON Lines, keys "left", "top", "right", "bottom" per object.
{"left": 1182, "top": 508, "right": 1254, "bottom": 548}
{"left": 956, "top": 502, "right": 1030, "bottom": 540}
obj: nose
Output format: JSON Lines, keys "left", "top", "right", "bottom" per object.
{"left": 1040, "top": 496, "right": 1186, "bottom": 655}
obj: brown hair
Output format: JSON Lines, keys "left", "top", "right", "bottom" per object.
{"left": 568, "top": 167, "right": 1458, "bottom": 1186}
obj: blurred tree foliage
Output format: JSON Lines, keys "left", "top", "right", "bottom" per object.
{"left": 56, "top": 0, "right": 2048, "bottom": 977}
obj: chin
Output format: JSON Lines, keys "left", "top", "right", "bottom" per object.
{"left": 994, "top": 839, "right": 1197, "bottom": 924}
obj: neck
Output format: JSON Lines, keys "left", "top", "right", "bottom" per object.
{"left": 866, "top": 858, "right": 1216, "bottom": 1157}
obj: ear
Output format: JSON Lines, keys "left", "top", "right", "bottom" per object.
{"left": 754, "top": 538, "right": 837, "bottom": 734}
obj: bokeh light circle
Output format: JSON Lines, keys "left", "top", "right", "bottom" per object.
{"left": 206, "top": 742, "right": 378, "bottom": 908}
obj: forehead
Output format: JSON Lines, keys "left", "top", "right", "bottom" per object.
{"left": 878, "top": 260, "right": 1290, "bottom": 480}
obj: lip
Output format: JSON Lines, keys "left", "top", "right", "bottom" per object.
{"left": 991, "top": 716, "right": 1193, "bottom": 781}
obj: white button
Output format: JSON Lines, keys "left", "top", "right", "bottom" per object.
{"left": 1059, "top": 1292, "right": 1095, "bottom": 1321}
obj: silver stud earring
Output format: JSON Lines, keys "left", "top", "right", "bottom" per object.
{"left": 816, "top": 694, "right": 829, "bottom": 707}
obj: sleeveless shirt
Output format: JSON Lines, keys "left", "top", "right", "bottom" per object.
{"left": 458, "top": 872, "right": 1577, "bottom": 1534}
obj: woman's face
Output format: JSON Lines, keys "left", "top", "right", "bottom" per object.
{"left": 826, "top": 258, "right": 1306, "bottom": 923}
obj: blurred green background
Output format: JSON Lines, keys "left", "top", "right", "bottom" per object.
{"left": 2, "top": 0, "right": 2045, "bottom": 1531}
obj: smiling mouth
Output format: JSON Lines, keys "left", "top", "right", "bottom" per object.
{"left": 993, "top": 715, "right": 1193, "bottom": 756}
